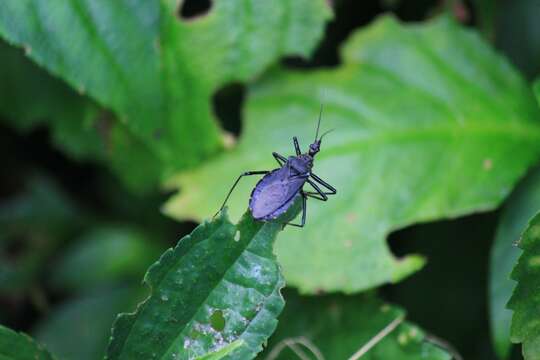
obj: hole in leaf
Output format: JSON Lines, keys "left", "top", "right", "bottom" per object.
{"left": 282, "top": 0, "right": 384, "bottom": 69}
{"left": 282, "top": 0, "right": 445, "bottom": 70}
{"left": 212, "top": 83, "right": 245, "bottom": 137}
{"left": 209, "top": 309, "right": 225, "bottom": 332}
{"left": 383, "top": 212, "right": 498, "bottom": 360}
{"left": 179, "top": 0, "right": 212, "bottom": 19}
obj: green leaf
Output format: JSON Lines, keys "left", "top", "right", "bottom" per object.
{"left": 0, "top": 40, "right": 165, "bottom": 191}
{"left": 0, "top": 175, "right": 84, "bottom": 292}
{"left": 534, "top": 78, "right": 540, "bottom": 105}
{"left": 0, "top": 175, "right": 82, "bottom": 233}
{"left": 50, "top": 226, "right": 164, "bottom": 292}
{"left": 195, "top": 340, "right": 244, "bottom": 360}
{"left": 164, "top": 15, "right": 540, "bottom": 293}
{"left": 0, "top": 325, "right": 55, "bottom": 360}
{"left": 493, "top": 0, "right": 540, "bottom": 79}
{"left": 507, "top": 212, "right": 540, "bottom": 359}
{"left": 471, "top": 0, "right": 497, "bottom": 40}
{"left": 106, "top": 202, "right": 301, "bottom": 360}
{"left": 489, "top": 167, "right": 540, "bottom": 358}
{"left": 0, "top": 0, "right": 331, "bottom": 181}
{"left": 33, "top": 287, "right": 141, "bottom": 360}
{"left": 258, "top": 291, "right": 452, "bottom": 360}
{"left": 0, "top": 40, "right": 101, "bottom": 158}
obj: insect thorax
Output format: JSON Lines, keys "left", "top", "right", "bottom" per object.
{"left": 288, "top": 155, "right": 313, "bottom": 174}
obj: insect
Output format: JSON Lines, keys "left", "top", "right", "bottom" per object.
{"left": 215, "top": 107, "right": 336, "bottom": 227}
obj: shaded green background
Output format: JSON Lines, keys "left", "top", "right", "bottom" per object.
{"left": 1, "top": 0, "right": 539, "bottom": 359}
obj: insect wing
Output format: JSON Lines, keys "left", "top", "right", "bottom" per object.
{"left": 250, "top": 171, "right": 305, "bottom": 219}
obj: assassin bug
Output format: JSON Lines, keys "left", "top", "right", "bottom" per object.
{"left": 215, "top": 106, "right": 336, "bottom": 227}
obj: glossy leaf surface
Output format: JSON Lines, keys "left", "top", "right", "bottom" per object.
{"left": 0, "top": 0, "right": 331, "bottom": 186}
{"left": 165, "top": 15, "right": 540, "bottom": 293}
{"left": 106, "top": 202, "right": 300, "bottom": 360}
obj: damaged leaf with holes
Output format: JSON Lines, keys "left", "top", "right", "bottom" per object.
{"left": 164, "top": 15, "right": 540, "bottom": 293}
{"left": 106, "top": 201, "right": 301, "bottom": 360}
{"left": 507, "top": 212, "right": 540, "bottom": 359}
{"left": 0, "top": 0, "right": 332, "bottom": 189}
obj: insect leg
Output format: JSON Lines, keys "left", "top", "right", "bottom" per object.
{"left": 272, "top": 152, "right": 287, "bottom": 166}
{"left": 293, "top": 136, "right": 302, "bottom": 155}
{"left": 309, "top": 172, "right": 336, "bottom": 195}
{"left": 214, "top": 170, "right": 269, "bottom": 218}
{"left": 284, "top": 192, "right": 307, "bottom": 228}
{"left": 304, "top": 179, "right": 328, "bottom": 201}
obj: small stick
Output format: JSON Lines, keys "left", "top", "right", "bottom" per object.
{"left": 424, "top": 334, "right": 463, "bottom": 360}
{"left": 266, "top": 336, "right": 324, "bottom": 360}
{"left": 348, "top": 315, "right": 405, "bottom": 360}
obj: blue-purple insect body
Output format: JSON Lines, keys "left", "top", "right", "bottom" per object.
{"left": 216, "top": 107, "right": 336, "bottom": 227}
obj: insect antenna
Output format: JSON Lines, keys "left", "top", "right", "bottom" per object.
{"left": 314, "top": 104, "right": 323, "bottom": 142}
{"left": 319, "top": 128, "right": 335, "bottom": 141}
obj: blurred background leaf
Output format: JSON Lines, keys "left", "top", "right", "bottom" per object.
{"left": 385, "top": 210, "right": 506, "bottom": 359}
{"left": 0, "top": 41, "right": 102, "bottom": 159}
{"left": 0, "top": 0, "right": 331, "bottom": 189}
{"left": 33, "top": 286, "right": 142, "bottom": 360}
{"left": 49, "top": 226, "right": 164, "bottom": 293}
{"left": 0, "top": 324, "right": 55, "bottom": 360}
{"left": 489, "top": 167, "right": 540, "bottom": 358}
{"left": 507, "top": 212, "right": 540, "bottom": 359}
{"left": 493, "top": 0, "right": 540, "bottom": 80}
{"left": 474, "top": 0, "right": 540, "bottom": 80}
{"left": 0, "top": 40, "right": 163, "bottom": 191}
{"left": 165, "top": 15, "right": 540, "bottom": 293}
{"left": 1, "top": 1, "right": 539, "bottom": 359}
{"left": 0, "top": 175, "right": 86, "bottom": 293}
{"left": 258, "top": 290, "right": 452, "bottom": 359}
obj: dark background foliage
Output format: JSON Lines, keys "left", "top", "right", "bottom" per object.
{"left": 1, "top": 0, "right": 539, "bottom": 359}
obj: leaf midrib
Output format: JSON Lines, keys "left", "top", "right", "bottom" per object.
{"left": 243, "top": 119, "right": 540, "bottom": 154}
{"left": 340, "top": 121, "right": 540, "bottom": 148}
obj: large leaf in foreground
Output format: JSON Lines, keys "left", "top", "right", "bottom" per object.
{"left": 489, "top": 167, "right": 540, "bottom": 358}
{"left": 259, "top": 291, "right": 452, "bottom": 359}
{"left": 106, "top": 204, "right": 300, "bottom": 360}
{"left": 507, "top": 212, "right": 540, "bottom": 359}
{"left": 0, "top": 0, "right": 331, "bottom": 183}
{"left": 165, "top": 15, "right": 540, "bottom": 293}
{"left": 0, "top": 325, "right": 55, "bottom": 360}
